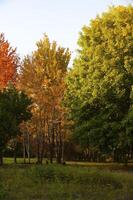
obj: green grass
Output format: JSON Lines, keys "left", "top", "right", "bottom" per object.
{"left": 3, "top": 157, "right": 37, "bottom": 164}
{"left": 67, "top": 161, "right": 133, "bottom": 171}
{"left": 0, "top": 162, "right": 133, "bottom": 200}
{"left": 4, "top": 157, "right": 133, "bottom": 170}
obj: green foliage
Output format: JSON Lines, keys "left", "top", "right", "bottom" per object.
{"left": 0, "top": 84, "right": 32, "bottom": 154}
{"left": 65, "top": 5, "right": 133, "bottom": 158}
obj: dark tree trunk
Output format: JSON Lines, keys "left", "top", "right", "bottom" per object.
{"left": 14, "top": 139, "right": 17, "bottom": 164}
{"left": 40, "top": 131, "right": 45, "bottom": 164}
{"left": 25, "top": 132, "right": 30, "bottom": 164}
{"left": 0, "top": 152, "right": 3, "bottom": 165}
{"left": 36, "top": 133, "right": 43, "bottom": 165}
{"left": 23, "top": 137, "right": 26, "bottom": 164}
{"left": 36, "top": 138, "right": 41, "bottom": 164}
{"left": 56, "top": 122, "right": 62, "bottom": 164}
{"left": 57, "top": 149, "right": 62, "bottom": 164}
{"left": 36, "top": 116, "right": 46, "bottom": 165}
{"left": 14, "top": 151, "right": 17, "bottom": 164}
{"left": 50, "top": 126, "right": 55, "bottom": 164}
{"left": 50, "top": 144, "right": 53, "bottom": 164}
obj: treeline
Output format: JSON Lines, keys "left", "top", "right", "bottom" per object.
{"left": 0, "top": 5, "right": 133, "bottom": 165}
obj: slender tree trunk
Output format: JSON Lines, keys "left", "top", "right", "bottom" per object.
{"left": 37, "top": 134, "right": 41, "bottom": 164}
{"left": 40, "top": 138, "right": 44, "bottom": 164}
{"left": 36, "top": 132, "right": 43, "bottom": 164}
{"left": 62, "top": 135, "right": 64, "bottom": 162}
{"left": 27, "top": 140, "right": 30, "bottom": 164}
{"left": 50, "top": 125, "right": 55, "bottom": 163}
{"left": 14, "top": 150, "right": 17, "bottom": 164}
{"left": 40, "top": 126, "right": 45, "bottom": 164}
{"left": 14, "top": 139, "right": 17, "bottom": 164}
{"left": 23, "top": 135, "right": 26, "bottom": 164}
{"left": 25, "top": 132, "right": 30, "bottom": 164}
{"left": 0, "top": 151, "right": 3, "bottom": 165}
{"left": 36, "top": 113, "right": 45, "bottom": 165}
{"left": 56, "top": 122, "right": 62, "bottom": 164}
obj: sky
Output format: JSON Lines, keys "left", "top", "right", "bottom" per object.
{"left": 0, "top": 0, "right": 130, "bottom": 63}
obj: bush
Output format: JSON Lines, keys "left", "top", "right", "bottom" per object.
{"left": 27, "top": 165, "right": 127, "bottom": 189}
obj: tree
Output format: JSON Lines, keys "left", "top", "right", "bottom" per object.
{"left": 65, "top": 5, "right": 133, "bottom": 161}
{"left": 19, "top": 34, "right": 70, "bottom": 164}
{"left": 0, "top": 84, "right": 32, "bottom": 165}
{"left": 0, "top": 33, "right": 19, "bottom": 89}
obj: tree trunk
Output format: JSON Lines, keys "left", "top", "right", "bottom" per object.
{"left": 56, "top": 122, "right": 62, "bottom": 164}
{"left": 50, "top": 126, "right": 55, "bottom": 164}
{"left": 14, "top": 139, "right": 17, "bottom": 164}
{"left": 14, "top": 151, "right": 17, "bottom": 164}
{"left": 23, "top": 135, "right": 26, "bottom": 164}
{"left": 0, "top": 152, "right": 3, "bottom": 165}
{"left": 40, "top": 131, "right": 45, "bottom": 164}
{"left": 36, "top": 133, "right": 43, "bottom": 164}
{"left": 36, "top": 137, "right": 41, "bottom": 164}
{"left": 25, "top": 132, "right": 30, "bottom": 164}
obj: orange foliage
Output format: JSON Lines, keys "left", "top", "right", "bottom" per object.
{"left": 0, "top": 33, "right": 19, "bottom": 88}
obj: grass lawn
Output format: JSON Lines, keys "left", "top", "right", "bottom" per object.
{"left": 0, "top": 160, "right": 133, "bottom": 200}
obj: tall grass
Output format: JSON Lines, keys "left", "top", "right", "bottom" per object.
{"left": 0, "top": 181, "right": 7, "bottom": 199}
{"left": 0, "top": 164, "right": 133, "bottom": 200}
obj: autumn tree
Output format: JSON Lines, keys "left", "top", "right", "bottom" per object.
{"left": 19, "top": 35, "right": 70, "bottom": 164}
{"left": 65, "top": 5, "right": 133, "bottom": 162}
{"left": 0, "top": 33, "right": 19, "bottom": 89}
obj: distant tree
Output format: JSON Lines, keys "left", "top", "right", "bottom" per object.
{"left": 0, "top": 84, "right": 32, "bottom": 165}
{"left": 0, "top": 33, "right": 19, "bottom": 89}
{"left": 65, "top": 5, "right": 133, "bottom": 161}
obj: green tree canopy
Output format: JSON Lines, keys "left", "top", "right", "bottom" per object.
{"left": 65, "top": 5, "right": 133, "bottom": 160}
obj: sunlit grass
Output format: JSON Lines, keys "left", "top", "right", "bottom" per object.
{"left": 4, "top": 157, "right": 37, "bottom": 164}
